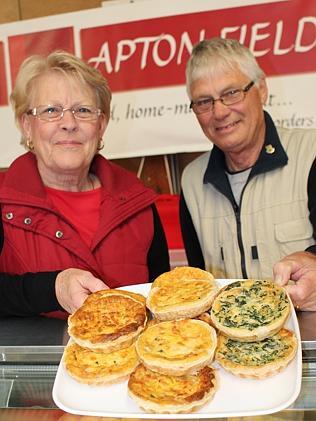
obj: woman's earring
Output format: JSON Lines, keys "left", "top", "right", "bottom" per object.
{"left": 26, "top": 138, "right": 34, "bottom": 151}
{"left": 97, "top": 138, "right": 104, "bottom": 151}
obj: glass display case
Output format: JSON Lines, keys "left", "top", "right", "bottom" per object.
{"left": 0, "top": 313, "right": 315, "bottom": 420}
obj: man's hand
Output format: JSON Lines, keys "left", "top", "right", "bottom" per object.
{"left": 55, "top": 268, "right": 108, "bottom": 313}
{"left": 273, "top": 251, "right": 316, "bottom": 311}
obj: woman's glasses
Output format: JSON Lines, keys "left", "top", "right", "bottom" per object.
{"left": 26, "top": 105, "right": 102, "bottom": 121}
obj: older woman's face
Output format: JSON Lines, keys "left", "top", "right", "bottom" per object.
{"left": 21, "top": 72, "right": 107, "bottom": 179}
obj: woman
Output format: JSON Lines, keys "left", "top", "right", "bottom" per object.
{"left": 0, "top": 50, "right": 169, "bottom": 306}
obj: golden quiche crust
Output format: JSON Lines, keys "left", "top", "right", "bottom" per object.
{"left": 128, "top": 364, "right": 218, "bottom": 414}
{"left": 215, "top": 328, "right": 298, "bottom": 379}
{"left": 147, "top": 266, "right": 219, "bottom": 320}
{"left": 68, "top": 289, "right": 147, "bottom": 352}
{"left": 64, "top": 341, "right": 139, "bottom": 385}
{"left": 210, "top": 279, "right": 290, "bottom": 342}
{"left": 136, "top": 319, "right": 217, "bottom": 376}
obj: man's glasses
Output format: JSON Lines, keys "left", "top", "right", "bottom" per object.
{"left": 26, "top": 105, "right": 102, "bottom": 122}
{"left": 190, "top": 81, "right": 255, "bottom": 115}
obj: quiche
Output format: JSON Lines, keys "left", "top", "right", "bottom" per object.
{"left": 68, "top": 289, "right": 147, "bottom": 352}
{"left": 215, "top": 328, "right": 298, "bottom": 379}
{"left": 64, "top": 341, "right": 139, "bottom": 385}
{"left": 128, "top": 364, "right": 218, "bottom": 414}
{"left": 135, "top": 319, "right": 217, "bottom": 376}
{"left": 147, "top": 266, "right": 219, "bottom": 320}
{"left": 210, "top": 279, "right": 290, "bottom": 341}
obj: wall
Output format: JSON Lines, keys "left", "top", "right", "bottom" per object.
{"left": 0, "top": 0, "right": 102, "bottom": 23}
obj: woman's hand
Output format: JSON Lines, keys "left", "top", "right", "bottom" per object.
{"left": 273, "top": 251, "right": 316, "bottom": 311}
{"left": 55, "top": 268, "right": 108, "bottom": 313}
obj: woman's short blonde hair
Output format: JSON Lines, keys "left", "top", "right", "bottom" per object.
{"left": 186, "top": 37, "right": 265, "bottom": 98}
{"left": 10, "top": 50, "right": 112, "bottom": 144}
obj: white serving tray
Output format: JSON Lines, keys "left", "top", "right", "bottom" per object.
{"left": 52, "top": 280, "right": 302, "bottom": 418}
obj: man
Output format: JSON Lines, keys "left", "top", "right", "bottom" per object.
{"left": 180, "top": 37, "right": 316, "bottom": 310}
{"left": 0, "top": 209, "right": 107, "bottom": 316}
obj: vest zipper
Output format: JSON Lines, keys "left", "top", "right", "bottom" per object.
{"left": 233, "top": 202, "right": 248, "bottom": 278}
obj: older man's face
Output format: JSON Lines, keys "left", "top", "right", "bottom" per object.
{"left": 190, "top": 68, "right": 268, "bottom": 169}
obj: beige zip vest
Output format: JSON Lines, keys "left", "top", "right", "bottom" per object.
{"left": 182, "top": 126, "right": 316, "bottom": 279}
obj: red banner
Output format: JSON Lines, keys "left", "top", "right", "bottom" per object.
{"left": 1, "top": 0, "right": 315, "bottom": 94}
{"left": 81, "top": 0, "right": 316, "bottom": 92}
{"left": 8, "top": 27, "right": 75, "bottom": 87}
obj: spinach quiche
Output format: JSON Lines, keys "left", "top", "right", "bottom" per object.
{"left": 136, "top": 319, "right": 217, "bottom": 376}
{"left": 68, "top": 289, "right": 147, "bottom": 352}
{"left": 147, "top": 266, "right": 218, "bottom": 320}
{"left": 210, "top": 279, "right": 290, "bottom": 341}
{"left": 215, "top": 328, "right": 297, "bottom": 379}
{"left": 128, "top": 363, "right": 218, "bottom": 413}
{"left": 64, "top": 341, "right": 139, "bottom": 385}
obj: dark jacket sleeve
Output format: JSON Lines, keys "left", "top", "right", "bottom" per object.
{"left": 0, "top": 271, "right": 62, "bottom": 317}
{"left": 147, "top": 204, "right": 170, "bottom": 281}
{"left": 179, "top": 191, "right": 205, "bottom": 269}
{"left": 306, "top": 158, "right": 316, "bottom": 254}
